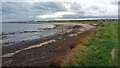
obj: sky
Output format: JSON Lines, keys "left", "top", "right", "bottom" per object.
{"left": 1, "top": 0, "right": 120, "bottom": 22}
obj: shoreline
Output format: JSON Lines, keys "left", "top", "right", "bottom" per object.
{"left": 2, "top": 23, "right": 96, "bottom": 66}
{"left": 2, "top": 23, "right": 69, "bottom": 46}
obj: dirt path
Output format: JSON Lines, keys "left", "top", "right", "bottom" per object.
{"left": 2, "top": 23, "right": 96, "bottom": 66}
{"left": 111, "top": 48, "right": 115, "bottom": 63}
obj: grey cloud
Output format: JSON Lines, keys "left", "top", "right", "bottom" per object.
{"left": 60, "top": 14, "right": 84, "bottom": 19}
{"left": 110, "top": 2, "right": 118, "bottom": 5}
{"left": 2, "top": 2, "right": 33, "bottom": 14}
{"left": 70, "top": 2, "right": 81, "bottom": 11}
{"left": 89, "top": 5, "right": 99, "bottom": 11}
{"left": 99, "top": 9, "right": 107, "bottom": 13}
{"left": 2, "top": 1, "right": 118, "bottom": 22}
{"left": 33, "top": 2, "right": 67, "bottom": 13}
{"left": 2, "top": 2, "right": 68, "bottom": 22}
{"left": 60, "top": 14, "right": 117, "bottom": 19}
{"left": 2, "top": 2, "right": 67, "bottom": 14}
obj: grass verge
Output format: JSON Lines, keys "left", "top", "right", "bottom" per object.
{"left": 62, "top": 21, "right": 118, "bottom": 67}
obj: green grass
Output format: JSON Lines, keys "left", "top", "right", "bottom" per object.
{"left": 62, "top": 21, "right": 118, "bottom": 67}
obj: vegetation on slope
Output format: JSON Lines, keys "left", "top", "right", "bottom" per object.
{"left": 62, "top": 21, "right": 118, "bottom": 67}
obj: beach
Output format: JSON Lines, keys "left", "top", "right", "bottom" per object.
{"left": 2, "top": 22, "right": 96, "bottom": 66}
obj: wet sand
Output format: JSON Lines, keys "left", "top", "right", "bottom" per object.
{"left": 2, "top": 23, "right": 96, "bottom": 67}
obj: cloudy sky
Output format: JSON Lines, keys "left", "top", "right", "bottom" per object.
{"left": 1, "top": 0, "right": 119, "bottom": 22}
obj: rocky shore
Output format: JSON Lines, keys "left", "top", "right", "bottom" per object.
{"left": 2, "top": 23, "right": 96, "bottom": 67}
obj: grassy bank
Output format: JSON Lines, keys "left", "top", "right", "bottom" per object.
{"left": 62, "top": 21, "right": 118, "bottom": 67}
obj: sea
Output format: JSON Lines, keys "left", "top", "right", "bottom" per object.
{"left": 1, "top": 22, "right": 62, "bottom": 46}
